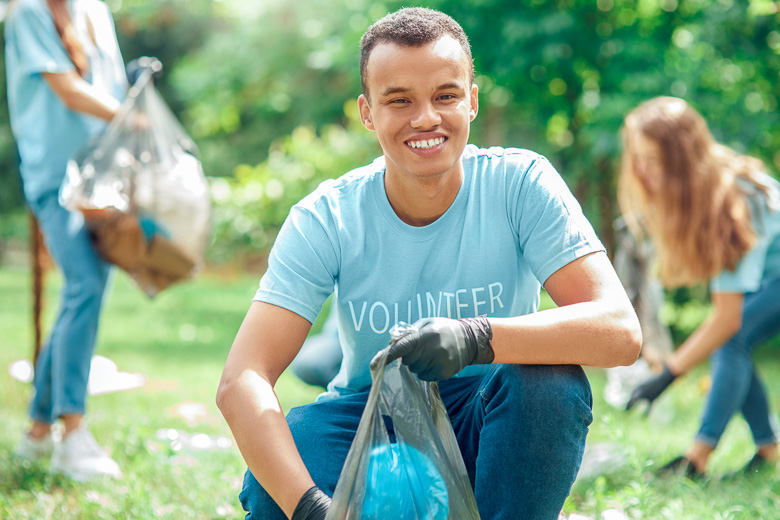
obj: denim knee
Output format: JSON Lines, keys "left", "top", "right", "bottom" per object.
{"left": 457, "top": 364, "right": 592, "bottom": 519}
{"left": 239, "top": 468, "right": 286, "bottom": 520}
{"left": 484, "top": 364, "right": 593, "bottom": 421}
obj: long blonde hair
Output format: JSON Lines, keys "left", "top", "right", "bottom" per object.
{"left": 9, "top": 0, "right": 90, "bottom": 76}
{"left": 618, "top": 96, "right": 769, "bottom": 287}
{"left": 46, "top": 0, "right": 90, "bottom": 76}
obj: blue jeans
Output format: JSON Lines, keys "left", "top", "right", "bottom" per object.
{"left": 27, "top": 190, "right": 112, "bottom": 423}
{"left": 696, "top": 276, "right": 780, "bottom": 448}
{"left": 239, "top": 364, "right": 593, "bottom": 520}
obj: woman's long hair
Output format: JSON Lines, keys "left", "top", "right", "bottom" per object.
{"left": 9, "top": 0, "right": 90, "bottom": 76}
{"left": 618, "top": 96, "right": 769, "bottom": 287}
{"left": 46, "top": 0, "right": 90, "bottom": 76}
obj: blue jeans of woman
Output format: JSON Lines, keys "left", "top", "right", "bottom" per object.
{"left": 27, "top": 190, "right": 112, "bottom": 424}
{"left": 696, "top": 276, "right": 780, "bottom": 448}
{"left": 239, "top": 363, "right": 593, "bottom": 520}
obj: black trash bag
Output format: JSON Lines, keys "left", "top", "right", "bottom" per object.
{"left": 326, "top": 323, "right": 481, "bottom": 520}
{"left": 60, "top": 64, "right": 210, "bottom": 297}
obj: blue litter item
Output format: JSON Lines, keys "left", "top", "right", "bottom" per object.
{"left": 138, "top": 215, "right": 169, "bottom": 240}
{"left": 361, "top": 443, "right": 449, "bottom": 520}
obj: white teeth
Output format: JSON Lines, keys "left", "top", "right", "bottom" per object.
{"left": 408, "top": 137, "right": 444, "bottom": 149}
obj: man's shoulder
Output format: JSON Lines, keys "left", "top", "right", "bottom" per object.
{"left": 296, "top": 156, "right": 384, "bottom": 209}
{"left": 464, "top": 145, "right": 552, "bottom": 185}
{"left": 336, "top": 155, "right": 386, "bottom": 186}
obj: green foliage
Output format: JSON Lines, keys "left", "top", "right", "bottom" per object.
{"left": 206, "top": 105, "right": 380, "bottom": 263}
{"left": 1, "top": 0, "right": 779, "bottom": 261}
{"left": 167, "top": 0, "right": 377, "bottom": 178}
{"left": 0, "top": 34, "right": 24, "bottom": 214}
{"left": 162, "top": 0, "right": 780, "bottom": 258}
{"left": 428, "top": 0, "right": 780, "bottom": 249}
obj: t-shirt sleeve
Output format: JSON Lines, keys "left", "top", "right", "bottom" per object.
{"left": 711, "top": 188, "right": 774, "bottom": 294}
{"left": 8, "top": 2, "right": 75, "bottom": 76}
{"left": 512, "top": 156, "right": 605, "bottom": 285}
{"left": 253, "top": 202, "right": 339, "bottom": 324}
{"left": 711, "top": 239, "right": 769, "bottom": 294}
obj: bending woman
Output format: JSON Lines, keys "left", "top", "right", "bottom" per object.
{"left": 6, "top": 0, "right": 127, "bottom": 480}
{"left": 620, "top": 96, "right": 780, "bottom": 477}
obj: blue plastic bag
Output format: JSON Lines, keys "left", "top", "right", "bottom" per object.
{"left": 326, "top": 324, "right": 480, "bottom": 520}
{"left": 361, "top": 443, "right": 448, "bottom": 519}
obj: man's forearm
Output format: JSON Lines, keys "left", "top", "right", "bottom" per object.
{"left": 490, "top": 301, "right": 641, "bottom": 368}
{"left": 218, "top": 371, "right": 315, "bottom": 518}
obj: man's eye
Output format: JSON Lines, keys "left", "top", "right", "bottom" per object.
{"left": 389, "top": 99, "right": 409, "bottom": 104}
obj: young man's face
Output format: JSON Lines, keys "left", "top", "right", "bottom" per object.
{"left": 358, "top": 35, "right": 478, "bottom": 183}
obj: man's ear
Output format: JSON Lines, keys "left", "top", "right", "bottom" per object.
{"left": 358, "top": 94, "right": 375, "bottom": 131}
{"left": 469, "top": 83, "right": 479, "bottom": 122}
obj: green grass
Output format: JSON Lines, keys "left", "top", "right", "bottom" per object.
{"left": 1, "top": 265, "right": 779, "bottom": 519}
{"left": 568, "top": 360, "right": 780, "bottom": 519}
{"left": 0, "top": 265, "right": 322, "bottom": 520}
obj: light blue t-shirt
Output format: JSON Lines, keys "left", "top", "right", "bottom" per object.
{"left": 4, "top": 0, "right": 127, "bottom": 203}
{"left": 256, "top": 145, "right": 604, "bottom": 399}
{"left": 711, "top": 172, "right": 780, "bottom": 293}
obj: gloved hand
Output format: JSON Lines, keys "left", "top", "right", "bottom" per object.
{"left": 625, "top": 365, "right": 677, "bottom": 411}
{"left": 291, "top": 486, "right": 331, "bottom": 520}
{"left": 386, "top": 317, "right": 494, "bottom": 381}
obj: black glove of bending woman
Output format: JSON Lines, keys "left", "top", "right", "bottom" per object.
{"left": 291, "top": 486, "right": 331, "bottom": 520}
{"left": 625, "top": 365, "right": 677, "bottom": 411}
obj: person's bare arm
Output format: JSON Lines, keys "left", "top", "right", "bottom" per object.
{"left": 665, "top": 291, "right": 743, "bottom": 375}
{"left": 490, "top": 251, "right": 642, "bottom": 367}
{"left": 42, "top": 70, "right": 121, "bottom": 121}
{"left": 216, "top": 302, "right": 315, "bottom": 518}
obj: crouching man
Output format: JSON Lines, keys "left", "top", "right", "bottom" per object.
{"left": 217, "top": 7, "right": 641, "bottom": 520}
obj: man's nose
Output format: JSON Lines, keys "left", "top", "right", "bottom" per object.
{"left": 411, "top": 102, "right": 442, "bottom": 129}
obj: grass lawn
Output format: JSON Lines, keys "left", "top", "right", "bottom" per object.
{"left": 1, "top": 263, "right": 779, "bottom": 519}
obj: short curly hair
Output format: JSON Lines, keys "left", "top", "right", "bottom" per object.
{"left": 359, "top": 7, "right": 474, "bottom": 99}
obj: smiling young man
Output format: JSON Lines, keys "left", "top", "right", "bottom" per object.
{"left": 217, "top": 7, "right": 641, "bottom": 520}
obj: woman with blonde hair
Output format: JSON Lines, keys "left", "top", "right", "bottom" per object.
{"left": 620, "top": 96, "right": 780, "bottom": 478}
{"left": 5, "top": 0, "right": 127, "bottom": 480}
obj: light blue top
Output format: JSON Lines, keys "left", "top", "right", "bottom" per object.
{"left": 711, "top": 172, "right": 780, "bottom": 293}
{"left": 4, "top": 0, "right": 126, "bottom": 203}
{"left": 255, "top": 145, "right": 605, "bottom": 399}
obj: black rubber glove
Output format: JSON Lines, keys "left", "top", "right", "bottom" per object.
{"left": 291, "top": 486, "right": 331, "bottom": 520}
{"left": 385, "top": 317, "right": 494, "bottom": 381}
{"left": 625, "top": 365, "right": 677, "bottom": 411}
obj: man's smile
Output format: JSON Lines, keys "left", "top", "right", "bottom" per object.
{"left": 406, "top": 136, "right": 446, "bottom": 150}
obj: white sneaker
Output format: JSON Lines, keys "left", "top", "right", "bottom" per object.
{"left": 15, "top": 433, "right": 54, "bottom": 461}
{"left": 50, "top": 426, "right": 122, "bottom": 482}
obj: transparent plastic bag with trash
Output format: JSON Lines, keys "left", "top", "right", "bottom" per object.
{"left": 326, "top": 323, "right": 480, "bottom": 520}
{"left": 60, "top": 58, "right": 211, "bottom": 297}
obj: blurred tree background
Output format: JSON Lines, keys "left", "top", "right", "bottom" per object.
{"left": 0, "top": 0, "right": 778, "bottom": 266}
